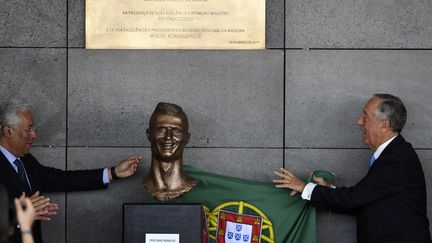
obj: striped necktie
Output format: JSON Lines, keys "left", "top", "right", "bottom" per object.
{"left": 13, "top": 158, "right": 32, "bottom": 194}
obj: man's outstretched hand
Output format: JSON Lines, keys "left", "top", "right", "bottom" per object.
{"left": 111, "top": 155, "right": 141, "bottom": 180}
{"left": 273, "top": 168, "right": 307, "bottom": 197}
{"left": 24, "top": 191, "right": 59, "bottom": 221}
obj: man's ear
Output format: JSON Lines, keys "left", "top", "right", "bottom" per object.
{"left": 381, "top": 119, "right": 391, "bottom": 132}
{"left": 1, "top": 125, "right": 12, "bottom": 138}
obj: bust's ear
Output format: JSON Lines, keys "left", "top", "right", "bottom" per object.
{"left": 185, "top": 132, "right": 191, "bottom": 144}
{"left": 146, "top": 129, "right": 151, "bottom": 141}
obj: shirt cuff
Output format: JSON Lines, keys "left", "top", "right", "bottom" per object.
{"left": 301, "top": 182, "right": 317, "bottom": 200}
{"left": 103, "top": 168, "right": 110, "bottom": 185}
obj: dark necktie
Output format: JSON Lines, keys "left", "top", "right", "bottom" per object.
{"left": 369, "top": 155, "right": 376, "bottom": 167}
{"left": 13, "top": 158, "right": 32, "bottom": 194}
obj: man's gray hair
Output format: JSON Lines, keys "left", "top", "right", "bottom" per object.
{"left": 0, "top": 100, "right": 31, "bottom": 131}
{"left": 373, "top": 94, "right": 407, "bottom": 133}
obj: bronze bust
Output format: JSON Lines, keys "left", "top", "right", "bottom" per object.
{"left": 143, "top": 102, "right": 197, "bottom": 202}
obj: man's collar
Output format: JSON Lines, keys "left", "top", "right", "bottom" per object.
{"left": 373, "top": 135, "right": 398, "bottom": 160}
{"left": 0, "top": 145, "right": 18, "bottom": 163}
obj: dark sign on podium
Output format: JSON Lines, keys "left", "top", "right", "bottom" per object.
{"left": 123, "top": 203, "right": 204, "bottom": 243}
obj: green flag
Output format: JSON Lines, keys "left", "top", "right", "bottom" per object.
{"left": 177, "top": 165, "right": 316, "bottom": 243}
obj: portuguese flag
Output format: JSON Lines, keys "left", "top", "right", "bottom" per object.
{"left": 178, "top": 165, "right": 316, "bottom": 243}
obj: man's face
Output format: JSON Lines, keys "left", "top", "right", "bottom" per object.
{"left": 357, "top": 97, "right": 385, "bottom": 150}
{"left": 147, "top": 114, "right": 190, "bottom": 162}
{"left": 7, "top": 110, "right": 37, "bottom": 157}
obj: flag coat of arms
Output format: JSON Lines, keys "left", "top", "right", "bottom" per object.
{"left": 217, "top": 210, "right": 263, "bottom": 243}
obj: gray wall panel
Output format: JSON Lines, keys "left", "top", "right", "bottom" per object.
{"left": 41, "top": 193, "right": 65, "bottom": 243}
{"left": 0, "top": 48, "right": 66, "bottom": 146}
{"left": 68, "top": 0, "right": 85, "bottom": 47}
{"left": 0, "top": 0, "right": 66, "bottom": 47}
{"left": 285, "top": 50, "right": 432, "bottom": 148}
{"left": 285, "top": 0, "right": 432, "bottom": 48}
{"left": 31, "top": 147, "right": 66, "bottom": 243}
{"left": 316, "top": 209, "right": 356, "bottom": 243}
{"left": 68, "top": 50, "right": 284, "bottom": 147}
{"left": 266, "top": 0, "right": 284, "bottom": 48}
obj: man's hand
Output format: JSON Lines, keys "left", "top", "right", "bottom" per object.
{"left": 312, "top": 175, "right": 333, "bottom": 188}
{"left": 273, "top": 168, "right": 307, "bottom": 197}
{"left": 25, "top": 191, "right": 59, "bottom": 221}
{"left": 111, "top": 155, "right": 141, "bottom": 180}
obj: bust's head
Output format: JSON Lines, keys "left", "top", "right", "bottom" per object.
{"left": 144, "top": 102, "right": 196, "bottom": 202}
{"left": 147, "top": 102, "right": 190, "bottom": 162}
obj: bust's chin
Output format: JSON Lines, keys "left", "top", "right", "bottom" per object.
{"left": 157, "top": 155, "right": 182, "bottom": 163}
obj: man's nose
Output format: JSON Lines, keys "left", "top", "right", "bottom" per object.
{"left": 357, "top": 116, "right": 363, "bottom": 126}
{"left": 30, "top": 130, "right": 37, "bottom": 139}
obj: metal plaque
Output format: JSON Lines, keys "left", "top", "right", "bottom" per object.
{"left": 86, "top": 0, "right": 265, "bottom": 49}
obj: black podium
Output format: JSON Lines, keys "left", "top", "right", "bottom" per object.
{"left": 123, "top": 203, "right": 203, "bottom": 243}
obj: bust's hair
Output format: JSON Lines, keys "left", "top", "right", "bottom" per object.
{"left": 149, "top": 102, "right": 189, "bottom": 131}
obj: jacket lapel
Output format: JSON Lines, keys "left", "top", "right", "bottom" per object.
{"left": 0, "top": 152, "right": 32, "bottom": 196}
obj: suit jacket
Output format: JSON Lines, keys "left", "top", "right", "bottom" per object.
{"left": 311, "top": 135, "right": 431, "bottom": 243}
{"left": 0, "top": 152, "right": 107, "bottom": 243}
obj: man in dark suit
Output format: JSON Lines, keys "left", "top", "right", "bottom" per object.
{"left": 0, "top": 100, "right": 141, "bottom": 243}
{"left": 274, "top": 94, "right": 431, "bottom": 243}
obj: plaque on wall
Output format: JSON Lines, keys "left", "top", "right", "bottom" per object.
{"left": 86, "top": 0, "right": 265, "bottom": 49}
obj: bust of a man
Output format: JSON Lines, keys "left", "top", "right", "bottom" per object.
{"left": 143, "top": 102, "right": 197, "bottom": 202}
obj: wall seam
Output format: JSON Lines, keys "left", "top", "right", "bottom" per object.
{"left": 283, "top": 0, "right": 287, "bottom": 168}
{"left": 65, "top": 0, "right": 69, "bottom": 242}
